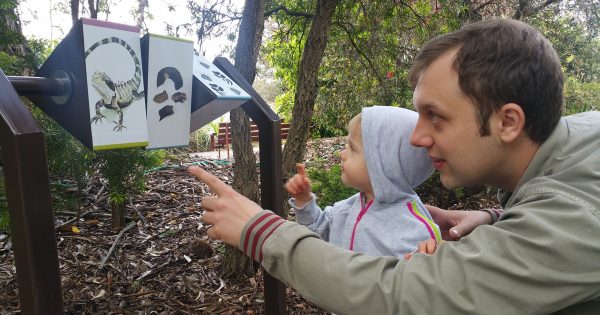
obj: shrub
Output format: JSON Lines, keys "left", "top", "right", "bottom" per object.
{"left": 307, "top": 161, "right": 357, "bottom": 208}
{"left": 188, "top": 125, "right": 213, "bottom": 152}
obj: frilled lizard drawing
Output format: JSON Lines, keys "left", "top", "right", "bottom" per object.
{"left": 86, "top": 37, "right": 144, "bottom": 132}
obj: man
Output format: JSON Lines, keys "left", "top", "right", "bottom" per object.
{"left": 191, "top": 18, "right": 600, "bottom": 314}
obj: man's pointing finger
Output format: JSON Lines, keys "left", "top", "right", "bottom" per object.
{"left": 188, "top": 166, "right": 233, "bottom": 196}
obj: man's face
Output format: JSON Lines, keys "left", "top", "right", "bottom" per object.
{"left": 410, "top": 49, "right": 504, "bottom": 189}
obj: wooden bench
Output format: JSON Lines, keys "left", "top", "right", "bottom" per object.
{"left": 210, "top": 120, "right": 290, "bottom": 159}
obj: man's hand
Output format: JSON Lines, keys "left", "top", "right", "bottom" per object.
{"left": 426, "top": 205, "right": 494, "bottom": 241}
{"left": 285, "top": 163, "right": 313, "bottom": 207}
{"left": 189, "top": 166, "right": 263, "bottom": 247}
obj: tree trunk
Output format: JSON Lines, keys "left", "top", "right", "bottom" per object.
{"left": 70, "top": 0, "right": 80, "bottom": 25}
{"left": 110, "top": 200, "right": 125, "bottom": 231}
{"left": 220, "top": 0, "right": 265, "bottom": 280}
{"left": 135, "top": 0, "right": 148, "bottom": 30}
{"left": 281, "top": 0, "right": 339, "bottom": 208}
{"left": 88, "top": 0, "right": 99, "bottom": 19}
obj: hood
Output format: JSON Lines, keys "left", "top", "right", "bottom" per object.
{"left": 362, "top": 106, "right": 433, "bottom": 203}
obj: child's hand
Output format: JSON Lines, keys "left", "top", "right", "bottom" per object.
{"left": 403, "top": 239, "right": 441, "bottom": 260}
{"left": 285, "top": 163, "right": 312, "bottom": 207}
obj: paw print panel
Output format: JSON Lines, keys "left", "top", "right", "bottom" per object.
{"left": 141, "top": 33, "right": 194, "bottom": 150}
{"left": 190, "top": 54, "right": 251, "bottom": 132}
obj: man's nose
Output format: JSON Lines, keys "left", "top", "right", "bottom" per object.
{"left": 410, "top": 121, "right": 432, "bottom": 148}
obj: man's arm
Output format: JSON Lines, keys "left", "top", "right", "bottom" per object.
{"left": 246, "top": 194, "right": 600, "bottom": 314}
{"left": 191, "top": 167, "right": 600, "bottom": 314}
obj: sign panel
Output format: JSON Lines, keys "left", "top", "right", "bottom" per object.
{"left": 190, "top": 54, "right": 251, "bottom": 132}
{"left": 142, "top": 34, "right": 193, "bottom": 149}
{"left": 82, "top": 19, "right": 148, "bottom": 150}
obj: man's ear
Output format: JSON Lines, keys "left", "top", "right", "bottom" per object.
{"left": 497, "top": 103, "right": 526, "bottom": 143}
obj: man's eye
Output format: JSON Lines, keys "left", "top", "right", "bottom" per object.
{"left": 430, "top": 112, "right": 441, "bottom": 122}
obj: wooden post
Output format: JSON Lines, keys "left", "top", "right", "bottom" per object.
{"left": 213, "top": 58, "right": 286, "bottom": 315}
{"left": 1, "top": 71, "right": 65, "bottom": 314}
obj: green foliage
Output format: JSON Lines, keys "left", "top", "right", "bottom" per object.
{"left": 94, "top": 148, "right": 165, "bottom": 206}
{"left": 310, "top": 0, "right": 465, "bottom": 137}
{"left": 0, "top": 38, "right": 52, "bottom": 76}
{"left": 262, "top": 0, "right": 315, "bottom": 119}
{"left": 273, "top": 89, "right": 294, "bottom": 122}
{"left": 0, "top": 0, "right": 23, "bottom": 44}
{"left": 526, "top": 10, "right": 600, "bottom": 115}
{"left": 34, "top": 106, "right": 95, "bottom": 212}
{"left": 263, "top": 0, "right": 465, "bottom": 137}
{"left": 528, "top": 12, "right": 600, "bottom": 82}
{"left": 564, "top": 76, "right": 600, "bottom": 114}
{"left": 26, "top": 37, "right": 56, "bottom": 68}
{"left": 265, "top": 1, "right": 600, "bottom": 140}
{"left": 307, "top": 160, "right": 357, "bottom": 208}
{"left": 0, "top": 51, "right": 21, "bottom": 74}
{"left": 32, "top": 106, "right": 94, "bottom": 180}
{"left": 189, "top": 125, "right": 213, "bottom": 152}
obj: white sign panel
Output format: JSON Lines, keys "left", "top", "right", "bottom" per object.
{"left": 144, "top": 34, "right": 193, "bottom": 149}
{"left": 83, "top": 19, "right": 148, "bottom": 150}
{"left": 190, "top": 54, "right": 251, "bottom": 132}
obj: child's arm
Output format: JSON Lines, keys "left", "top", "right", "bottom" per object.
{"left": 285, "top": 163, "right": 312, "bottom": 207}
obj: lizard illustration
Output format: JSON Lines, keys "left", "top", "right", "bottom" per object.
{"left": 86, "top": 37, "right": 144, "bottom": 132}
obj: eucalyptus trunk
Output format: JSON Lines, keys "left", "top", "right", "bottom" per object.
{"left": 281, "top": 0, "right": 339, "bottom": 212}
{"left": 220, "top": 0, "right": 264, "bottom": 280}
{"left": 88, "top": 0, "right": 99, "bottom": 19}
{"left": 135, "top": 0, "right": 149, "bottom": 30}
{"left": 70, "top": 0, "right": 79, "bottom": 25}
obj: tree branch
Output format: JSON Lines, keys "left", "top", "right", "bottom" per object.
{"left": 99, "top": 221, "right": 136, "bottom": 269}
{"left": 265, "top": 5, "right": 313, "bottom": 19}
{"left": 335, "top": 21, "right": 384, "bottom": 87}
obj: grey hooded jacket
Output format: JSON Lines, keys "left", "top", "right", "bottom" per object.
{"left": 289, "top": 106, "right": 440, "bottom": 257}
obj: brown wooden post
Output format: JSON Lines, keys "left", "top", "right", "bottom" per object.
{"left": 213, "top": 58, "right": 286, "bottom": 315}
{"left": 1, "top": 71, "right": 64, "bottom": 314}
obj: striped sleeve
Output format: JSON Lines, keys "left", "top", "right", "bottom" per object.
{"left": 480, "top": 208, "right": 503, "bottom": 223}
{"left": 240, "top": 210, "right": 286, "bottom": 262}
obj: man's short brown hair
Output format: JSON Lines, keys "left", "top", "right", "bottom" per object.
{"left": 409, "top": 19, "right": 563, "bottom": 143}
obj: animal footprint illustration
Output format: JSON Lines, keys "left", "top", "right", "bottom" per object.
{"left": 153, "top": 90, "right": 168, "bottom": 103}
{"left": 172, "top": 92, "right": 187, "bottom": 103}
{"left": 158, "top": 105, "right": 174, "bottom": 121}
{"left": 209, "top": 83, "right": 225, "bottom": 96}
{"left": 157, "top": 67, "right": 183, "bottom": 89}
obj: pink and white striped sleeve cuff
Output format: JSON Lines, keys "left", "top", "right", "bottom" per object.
{"left": 481, "top": 208, "right": 503, "bottom": 223}
{"left": 240, "top": 210, "right": 286, "bottom": 263}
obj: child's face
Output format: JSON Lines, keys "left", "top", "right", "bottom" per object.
{"left": 340, "top": 119, "right": 372, "bottom": 193}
